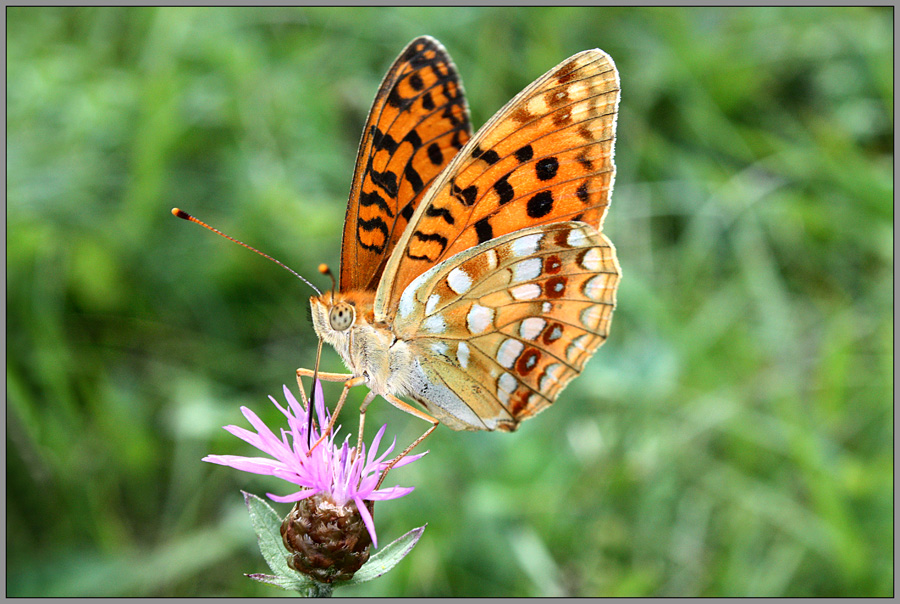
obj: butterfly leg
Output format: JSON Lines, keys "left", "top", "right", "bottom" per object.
{"left": 295, "top": 367, "right": 355, "bottom": 418}
{"left": 295, "top": 366, "right": 356, "bottom": 410}
{"left": 296, "top": 367, "right": 355, "bottom": 386}
{"left": 293, "top": 371, "right": 314, "bottom": 408}
{"left": 305, "top": 374, "right": 367, "bottom": 455}
{"left": 374, "top": 394, "right": 439, "bottom": 490}
{"left": 354, "top": 390, "right": 378, "bottom": 457}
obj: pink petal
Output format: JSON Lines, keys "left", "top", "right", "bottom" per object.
{"left": 239, "top": 407, "right": 288, "bottom": 457}
{"left": 268, "top": 394, "right": 291, "bottom": 420}
{"left": 282, "top": 384, "right": 304, "bottom": 416}
{"left": 369, "top": 435, "right": 397, "bottom": 467}
{"left": 313, "top": 380, "right": 325, "bottom": 411}
{"left": 391, "top": 450, "right": 429, "bottom": 469}
{"left": 366, "top": 424, "right": 387, "bottom": 466}
{"left": 368, "top": 485, "right": 415, "bottom": 500}
{"left": 202, "top": 455, "right": 284, "bottom": 476}
{"left": 354, "top": 495, "right": 378, "bottom": 548}
{"left": 270, "top": 397, "right": 309, "bottom": 445}
{"left": 221, "top": 424, "right": 269, "bottom": 451}
{"left": 267, "top": 488, "right": 320, "bottom": 503}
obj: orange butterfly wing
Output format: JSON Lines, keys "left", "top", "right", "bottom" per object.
{"left": 375, "top": 49, "right": 619, "bottom": 318}
{"left": 340, "top": 36, "right": 472, "bottom": 292}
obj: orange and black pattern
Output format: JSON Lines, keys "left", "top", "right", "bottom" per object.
{"left": 340, "top": 36, "right": 472, "bottom": 292}
{"left": 305, "top": 39, "right": 621, "bottom": 436}
{"left": 380, "top": 50, "right": 619, "bottom": 312}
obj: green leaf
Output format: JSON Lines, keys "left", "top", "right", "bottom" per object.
{"left": 342, "top": 525, "right": 427, "bottom": 586}
{"left": 242, "top": 491, "right": 303, "bottom": 581}
{"left": 246, "top": 572, "right": 312, "bottom": 592}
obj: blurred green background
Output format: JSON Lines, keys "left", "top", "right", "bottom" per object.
{"left": 7, "top": 6, "right": 893, "bottom": 597}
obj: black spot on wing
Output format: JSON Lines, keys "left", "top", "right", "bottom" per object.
{"left": 471, "top": 144, "right": 500, "bottom": 166}
{"left": 535, "top": 157, "right": 559, "bottom": 181}
{"left": 386, "top": 82, "right": 414, "bottom": 110}
{"left": 442, "top": 101, "right": 466, "bottom": 127}
{"left": 400, "top": 41, "right": 424, "bottom": 62}
{"left": 515, "top": 144, "right": 534, "bottom": 162}
{"left": 367, "top": 158, "right": 399, "bottom": 197}
{"left": 357, "top": 216, "right": 389, "bottom": 252}
{"left": 451, "top": 129, "right": 466, "bottom": 150}
{"left": 427, "top": 142, "right": 443, "bottom": 166}
{"left": 371, "top": 126, "right": 399, "bottom": 154}
{"left": 425, "top": 205, "right": 455, "bottom": 225}
{"left": 576, "top": 151, "right": 593, "bottom": 170}
{"left": 526, "top": 191, "right": 554, "bottom": 218}
{"left": 404, "top": 163, "right": 424, "bottom": 193}
{"left": 576, "top": 181, "right": 589, "bottom": 203}
{"left": 408, "top": 231, "right": 448, "bottom": 259}
{"left": 493, "top": 173, "right": 514, "bottom": 205}
{"left": 450, "top": 180, "right": 478, "bottom": 206}
{"left": 359, "top": 190, "right": 394, "bottom": 217}
{"left": 474, "top": 217, "right": 493, "bottom": 244}
{"left": 403, "top": 128, "right": 423, "bottom": 150}
{"left": 409, "top": 50, "right": 433, "bottom": 69}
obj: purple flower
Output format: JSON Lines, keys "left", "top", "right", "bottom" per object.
{"left": 203, "top": 382, "right": 424, "bottom": 548}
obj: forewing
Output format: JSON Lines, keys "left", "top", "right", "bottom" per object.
{"left": 340, "top": 36, "right": 472, "bottom": 291}
{"left": 394, "top": 222, "right": 620, "bottom": 431}
{"left": 376, "top": 49, "right": 619, "bottom": 316}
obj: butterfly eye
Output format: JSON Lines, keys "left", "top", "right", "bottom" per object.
{"left": 329, "top": 303, "right": 355, "bottom": 331}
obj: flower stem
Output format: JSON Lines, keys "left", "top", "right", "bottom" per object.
{"left": 302, "top": 580, "right": 334, "bottom": 597}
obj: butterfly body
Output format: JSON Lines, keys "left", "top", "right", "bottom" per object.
{"left": 306, "top": 36, "right": 621, "bottom": 435}
{"left": 310, "top": 290, "right": 416, "bottom": 400}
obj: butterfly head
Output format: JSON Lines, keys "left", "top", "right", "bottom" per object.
{"left": 309, "top": 289, "right": 377, "bottom": 353}
{"left": 311, "top": 263, "right": 367, "bottom": 335}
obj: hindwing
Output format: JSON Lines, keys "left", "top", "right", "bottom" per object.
{"left": 393, "top": 222, "right": 620, "bottom": 430}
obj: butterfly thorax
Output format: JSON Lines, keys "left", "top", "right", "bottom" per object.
{"left": 309, "top": 289, "right": 416, "bottom": 397}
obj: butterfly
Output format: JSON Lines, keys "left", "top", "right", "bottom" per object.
{"left": 299, "top": 36, "right": 621, "bottom": 468}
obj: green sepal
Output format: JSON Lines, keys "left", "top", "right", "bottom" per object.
{"left": 246, "top": 572, "right": 312, "bottom": 592}
{"left": 242, "top": 491, "right": 309, "bottom": 585}
{"left": 342, "top": 524, "right": 427, "bottom": 586}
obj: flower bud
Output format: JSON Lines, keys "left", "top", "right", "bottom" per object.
{"left": 280, "top": 492, "right": 373, "bottom": 583}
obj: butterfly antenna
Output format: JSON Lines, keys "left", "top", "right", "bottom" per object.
{"left": 171, "top": 208, "right": 322, "bottom": 296}
{"left": 318, "top": 264, "right": 337, "bottom": 293}
{"left": 307, "top": 337, "right": 325, "bottom": 447}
